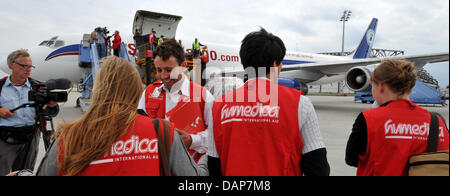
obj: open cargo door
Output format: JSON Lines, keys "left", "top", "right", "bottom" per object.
{"left": 133, "top": 10, "right": 183, "bottom": 84}
{"left": 133, "top": 10, "right": 183, "bottom": 60}
{"left": 133, "top": 10, "right": 182, "bottom": 40}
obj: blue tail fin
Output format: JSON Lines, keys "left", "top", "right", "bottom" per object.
{"left": 352, "top": 18, "right": 378, "bottom": 59}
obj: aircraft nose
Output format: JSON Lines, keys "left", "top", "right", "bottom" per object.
{"left": 0, "top": 58, "right": 9, "bottom": 77}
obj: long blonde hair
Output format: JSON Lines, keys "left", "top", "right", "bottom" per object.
{"left": 57, "top": 56, "right": 143, "bottom": 176}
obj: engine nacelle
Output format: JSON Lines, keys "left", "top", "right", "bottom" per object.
{"left": 298, "top": 81, "right": 309, "bottom": 95}
{"left": 277, "top": 77, "right": 309, "bottom": 95}
{"left": 345, "top": 64, "right": 377, "bottom": 92}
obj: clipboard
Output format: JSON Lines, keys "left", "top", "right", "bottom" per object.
{"left": 166, "top": 95, "right": 205, "bottom": 134}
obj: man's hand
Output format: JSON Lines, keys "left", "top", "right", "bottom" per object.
{"left": 0, "top": 107, "right": 14, "bottom": 118}
{"left": 6, "top": 171, "right": 19, "bottom": 176}
{"left": 46, "top": 101, "right": 58, "bottom": 108}
{"left": 177, "top": 129, "right": 192, "bottom": 149}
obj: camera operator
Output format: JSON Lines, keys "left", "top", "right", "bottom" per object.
{"left": 103, "top": 27, "right": 112, "bottom": 56}
{"left": 0, "top": 49, "right": 59, "bottom": 176}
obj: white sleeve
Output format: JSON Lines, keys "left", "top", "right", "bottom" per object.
{"left": 206, "top": 108, "right": 219, "bottom": 158}
{"left": 190, "top": 130, "right": 208, "bottom": 154}
{"left": 137, "top": 89, "right": 147, "bottom": 113}
{"left": 298, "top": 95, "right": 326, "bottom": 154}
{"left": 202, "top": 90, "right": 214, "bottom": 129}
{"left": 189, "top": 90, "right": 214, "bottom": 154}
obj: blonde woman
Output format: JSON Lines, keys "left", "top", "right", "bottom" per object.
{"left": 36, "top": 56, "right": 204, "bottom": 176}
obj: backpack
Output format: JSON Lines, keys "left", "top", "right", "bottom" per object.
{"left": 408, "top": 112, "right": 449, "bottom": 176}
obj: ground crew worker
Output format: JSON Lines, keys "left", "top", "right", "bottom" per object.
{"left": 96, "top": 27, "right": 107, "bottom": 58}
{"left": 200, "top": 46, "right": 209, "bottom": 86}
{"left": 345, "top": 59, "right": 449, "bottom": 176}
{"left": 89, "top": 28, "right": 97, "bottom": 44}
{"left": 149, "top": 30, "right": 156, "bottom": 50}
{"left": 207, "top": 28, "right": 330, "bottom": 176}
{"left": 158, "top": 35, "right": 165, "bottom": 46}
{"left": 192, "top": 38, "right": 204, "bottom": 59}
{"left": 178, "top": 40, "right": 184, "bottom": 49}
{"left": 112, "top": 30, "right": 122, "bottom": 57}
{"left": 138, "top": 39, "right": 214, "bottom": 163}
{"left": 35, "top": 56, "right": 206, "bottom": 176}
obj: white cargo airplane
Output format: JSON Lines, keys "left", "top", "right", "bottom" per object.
{"left": 0, "top": 10, "right": 448, "bottom": 94}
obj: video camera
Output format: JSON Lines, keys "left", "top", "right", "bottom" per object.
{"left": 103, "top": 27, "right": 110, "bottom": 34}
{"left": 11, "top": 78, "right": 72, "bottom": 113}
{"left": 28, "top": 78, "right": 72, "bottom": 104}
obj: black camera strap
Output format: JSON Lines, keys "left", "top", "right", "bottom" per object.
{"left": 0, "top": 76, "right": 7, "bottom": 98}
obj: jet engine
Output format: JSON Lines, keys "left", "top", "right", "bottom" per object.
{"left": 345, "top": 64, "right": 378, "bottom": 92}
{"left": 298, "top": 81, "right": 309, "bottom": 95}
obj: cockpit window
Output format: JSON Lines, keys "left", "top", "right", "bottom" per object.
{"left": 54, "top": 41, "right": 65, "bottom": 48}
{"left": 39, "top": 41, "right": 49, "bottom": 46}
{"left": 38, "top": 36, "right": 65, "bottom": 48}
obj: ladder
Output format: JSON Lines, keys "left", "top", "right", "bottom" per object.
{"left": 77, "top": 41, "right": 131, "bottom": 112}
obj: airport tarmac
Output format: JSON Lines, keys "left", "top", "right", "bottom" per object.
{"left": 34, "top": 92, "right": 449, "bottom": 176}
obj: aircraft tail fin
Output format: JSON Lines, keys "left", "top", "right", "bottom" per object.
{"left": 351, "top": 18, "right": 378, "bottom": 59}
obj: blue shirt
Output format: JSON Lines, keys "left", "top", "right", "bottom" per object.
{"left": 0, "top": 77, "right": 35, "bottom": 127}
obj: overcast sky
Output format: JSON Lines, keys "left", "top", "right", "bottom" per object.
{"left": 0, "top": 0, "right": 448, "bottom": 86}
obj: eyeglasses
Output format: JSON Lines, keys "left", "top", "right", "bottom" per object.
{"left": 14, "top": 61, "right": 35, "bottom": 69}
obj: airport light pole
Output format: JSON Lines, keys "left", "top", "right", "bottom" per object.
{"left": 340, "top": 10, "right": 352, "bottom": 56}
{"left": 338, "top": 10, "right": 351, "bottom": 95}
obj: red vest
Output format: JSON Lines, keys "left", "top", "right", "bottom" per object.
{"left": 201, "top": 50, "right": 209, "bottom": 63}
{"left": 212, "top": 79, "right": 303, "bottom": 176}
{"left": 60, "top": 115, "right": 174, "bottom": 176}
{"left": 144, "top": 81, "right": 166, "bottom": 119}
{"left": 149, "top": 33, "right": 155, "bottom": 44}
{"left": 144, "top": 81, "right": 208, "bottom": 161}
{"left": 112, "top": 33, "right": 121, "bottom": 49}
{"left": 358, "top": 99, "right": 449, "bottom": 176}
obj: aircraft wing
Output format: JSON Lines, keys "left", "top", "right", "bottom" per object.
{"left": 281, "top": 52, "right": 449, "bottom": 75}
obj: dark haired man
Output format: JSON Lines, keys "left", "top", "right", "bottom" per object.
{"left": 207, "top": 28, "right": 330, "bottom": 176}
{"left": 138, "top": 39, "right": 214, "bottom": 165}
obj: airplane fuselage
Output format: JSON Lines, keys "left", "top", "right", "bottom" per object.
{"left": 0, "top": 34, "right": 351, "bottom": 86}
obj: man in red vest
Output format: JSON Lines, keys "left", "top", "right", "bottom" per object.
{"left": 207, "top": 28, "right": 330, "bottom": 176}
{"left": 149, "top": 30, "right": 156, "bottom": 50}
{"left": 112, "top": 30, "right": 122, "bottom": 57}
{"left": 200, "top": 46, "right": 209, "bottom": 86}
{"left": 138, "top": 39, "right": 214, "bottom": 163}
